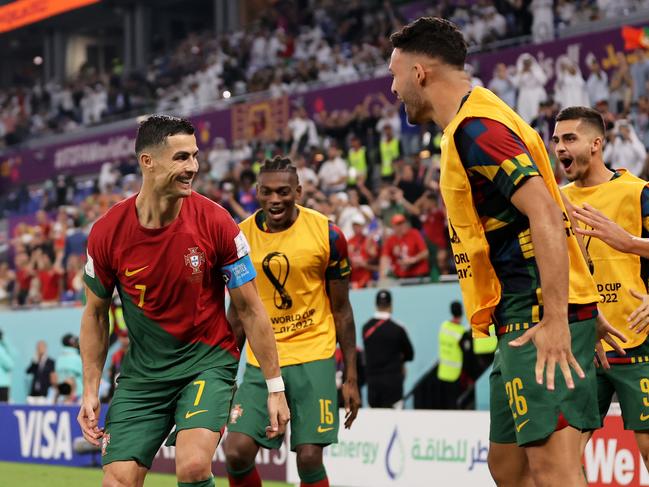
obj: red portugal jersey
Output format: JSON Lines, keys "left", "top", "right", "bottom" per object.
{"left": 83, "top": 193, "right": 256, "bottom": 388}
{"left": 382, "top": 228, "right": 430, "bottom": 278}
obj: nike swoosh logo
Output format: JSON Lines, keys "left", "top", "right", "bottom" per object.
{"left": 317, "top": 426, "right": 334, "bottom": 433}
{"left": 641, "top": 413, "right": 649, "bottom": 421}
{"left": 185, "top": 410, "right": 208, "bottom": 419}
{"left": 516, "top": 419, "right": 530, "bottom": 432}
{"left": 125, "top": 266, "right": 148, "bottom": 277}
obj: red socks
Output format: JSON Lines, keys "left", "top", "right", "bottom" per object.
{"left": 227, "top": 465, "right": 261, "bottom": 487}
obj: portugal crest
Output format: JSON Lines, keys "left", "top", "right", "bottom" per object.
{"left": 229, "top": 404, "right": 244, "bottom": 424}
{"left": 184, "top": 247, "right": 206, "bottom": 274}
{"left": 101, "top": 433, "right": 111, "bottom": 456}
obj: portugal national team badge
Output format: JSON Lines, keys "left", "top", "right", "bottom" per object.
{"left": 184, "top": 247, "right": 206, "bottom": 275}
{"left": 229, "top": 404, "right": 244, "bottom": 424}
{"left": 101, "top": 433, "right": 111, "bottom": 456}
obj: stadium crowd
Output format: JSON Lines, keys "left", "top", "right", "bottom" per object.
{"left": 6, "top": 41, "right": 649, "bottom": 306}
{"left": 4, "top": 1, "right": 649, "bottom": 308}
{"left": 2, "top": 0, "right": 648, "bottom": 147}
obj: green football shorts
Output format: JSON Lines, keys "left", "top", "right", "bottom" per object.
{"left": 489, "top": 317, "right": 600, "bottom": 446}
{"left": 227, "top": 357, "right": 338, "bottom": 451}
{"left": 597, "top": 339, "right": 649, "bottom": 431}
{"left": 102, "top": 365, "right": 237, "bottom": 468}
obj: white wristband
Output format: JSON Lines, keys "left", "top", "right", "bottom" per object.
{"left": 266, "top": 376, "right": 285, "bottom": 393}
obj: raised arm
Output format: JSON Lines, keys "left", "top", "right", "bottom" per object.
{"left": 573, "top": 203, "right": 649, "bottom": 259}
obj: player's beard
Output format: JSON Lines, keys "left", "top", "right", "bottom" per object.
{"left": 402, "top": 88, "right": 430, "bottom": 125}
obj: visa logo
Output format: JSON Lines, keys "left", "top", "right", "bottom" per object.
{"left": 13, "top": 409, "right": 72, "bottom": 460}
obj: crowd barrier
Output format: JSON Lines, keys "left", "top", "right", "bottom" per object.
{"left": 0, "top": 282, "right": 463, "bottom": 404}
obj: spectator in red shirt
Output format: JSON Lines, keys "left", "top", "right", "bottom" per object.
{"left": 348, "top": 216, "right": 377, "bottom": 289}
{"left": 36, "top": 210, "right": 52, "bottom": 240}
{"left": 63, "top": 254, "right": 84, "bottom": 302}
{"left": 35, "top": 250, "right": 64, "bottom": 305}
{"left": 14, "top": 251, "right": 33, "bottom": 306}
{"left": 416, "top": 190, "right": 450, "bottom": 275}
{"left": 380, "top": 214, "right": 430, "bottom": 280}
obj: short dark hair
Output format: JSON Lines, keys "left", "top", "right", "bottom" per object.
{"left": 376, "top": 289, "right": 392, "bottom": 307}
{"left": 450, "top": 301, "right": 463, "bottom": 318}
{"left": 556, "top": 106, "right": 606, "bottom": 137}
{"left": 259, "top": 155, "right": 298, "bottom": 179}
{"left": 135, "top": 115, "right": 195, "bottom": 155}
{"left": 390, "top": 17, "right": 468, "bottom": 69}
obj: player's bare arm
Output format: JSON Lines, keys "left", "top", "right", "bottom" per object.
{"left": 509, "top": 177, "right": 585, "bottom": 391}
{"left": 226, "top": 302, "right": 246, "bottom": 351}
{"left": 229, "top": 279, "right": 290, "bottom": 438}
{"left": 328, "top": 277, "right": 361, "bottom": 429}
{"left": 573, "top": 202, "right": 649, "bottom": 333}
{"left": 77, "top": 283, "right": 111, "bottom": 446}
{"left": 626, "top": 289, "right": 649, "bottom": 334}
{"left": 573, "top": 203, "right": 649, "bottom": 257}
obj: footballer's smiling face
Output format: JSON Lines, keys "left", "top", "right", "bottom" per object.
{"left": 552, "top": 119, "right": 599, "bottom": 183}
{"left": 257, "top": 171, "right": 302, "bottom": 232}
{"left": 147, "top": 133, "right": 200, "bottom": 197}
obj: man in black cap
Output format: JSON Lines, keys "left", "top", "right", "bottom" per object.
{"left": 362, "top": 289, "right": 414, "bottom": 407}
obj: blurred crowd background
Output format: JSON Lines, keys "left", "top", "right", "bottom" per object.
{"left": 3, "top": 0, "right": 649, "bottom": 309}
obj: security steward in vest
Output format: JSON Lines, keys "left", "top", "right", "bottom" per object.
{"left": 362, "top": 289, "right": 414, "bottom": 408}
{"left": 347, "top": 135, "right": 368, "bottom": 185}
{"left": 379, "top": 124, "right": 402, "bottom": 180}
{"left": 437, "top": 301, "right": 497, "bottom": 409}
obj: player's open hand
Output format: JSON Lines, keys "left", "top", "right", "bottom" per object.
{"left": 573, "top": 204, "right": 633, "bottom": 253}
{"left": 627, "top": 289, "right": 649, "bottom": 334}
{"left": 266, "top": 391, "right": 290, "bottom": 440}
{"left": 78, "top": 394, "right": 103, "bottom": 446}
{"left": 595, "top": 311, "right": 627, "bottom": 369}
{"left": 342, "top": 380, "right": 360, "bottom": 429}
{"left": 508, "top": 317, "right": 584, "bottom": 391}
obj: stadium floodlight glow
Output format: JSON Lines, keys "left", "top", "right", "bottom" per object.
{"left": 222, "top": 90, "right": 232, "bottom": 99}
{"left": 33, "top": 56, "right": 43, "bottom": 66}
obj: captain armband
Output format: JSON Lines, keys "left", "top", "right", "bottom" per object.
{"left": 221, "top": 254, "right": 257, "bottom": 289}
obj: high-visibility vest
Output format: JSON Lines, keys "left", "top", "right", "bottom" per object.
{"left": 108, "top": 305, "right": 126, "bottom": 335}
{"left": 348, "top": 147, "right": 367, "bottom": 184}
{"left": 437, "top": 320, "right": 465, "bottom": 382}
{"left": 473, "top": 324, "right": 497, "bottom": 354}
{"left": 380, "top": 138, "right": 399, "bottom": 177}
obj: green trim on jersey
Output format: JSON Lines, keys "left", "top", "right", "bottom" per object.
{"left": 113, "top": 284, "right": 238, "bottom": 390}
{"left": 84, "top": 270, "right": 110, "bottom": 299}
